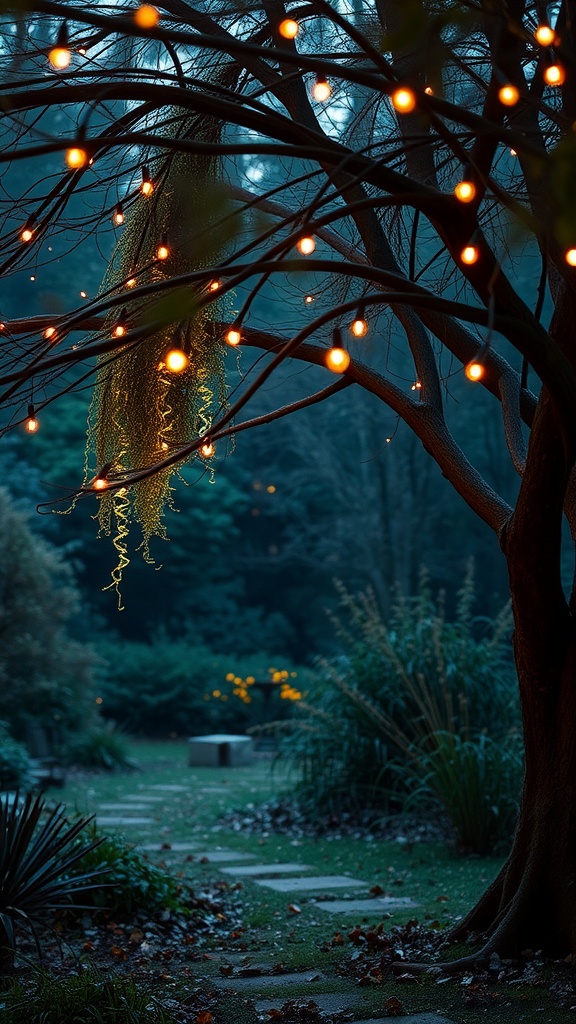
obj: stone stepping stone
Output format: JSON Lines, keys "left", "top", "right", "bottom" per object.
{"left": 148, "top": 784, "right": 188, "bottom": 791}
{"left": 123, "top": 794, "right": 165, "bottom": 802}
{"left": 256, "top": 994, "right": 361, "bottom": 1015}
{"left": 95, "top": 816, "right": 153, "bottom": 826}
{"left": 220, "top": 863, "right": 312, "bottom": 877}
{"left": 216, "top": 970, "right": 327, "bottom": 990}
{"left": 350, "top": 1016, "right": 451, "bottom": 1024}
{"left": 139, "top": 842, "right": 199, "bottom": 852}
{"left": 254, "top": 875, "right": 367, "bottom": 893}
{"left": 98, "top": 803, "right": 151, "bottom": 811}
{"left": 316, "top": 895, "right": 418, "bottom": 913}
{"left": 192, "top": 850, "right": 257, "bottom": 863}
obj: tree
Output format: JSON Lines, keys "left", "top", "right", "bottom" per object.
{"left": 1, "top": 0, "right": 576, "bottom": 962}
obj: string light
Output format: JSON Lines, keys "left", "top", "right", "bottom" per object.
{"left": 20, "top": 220, "right": 35, "bottom": 243}
{"left": 134, "top": 4, "right": 160, "bottom": 28}
{"left": 208, "top": 278, "right": 221, "bottom": 292}
{"left": 391, "top": 87, "right": 417, "bottom": 113}
{"left": 279, "top": 18, "right": 299, "bottom": 39}
{"left": 66, "top": 146, "right": 88, "bottom": 169}
{"left": 534, "top": 24, "right": 556, "bottom": 46}
{"left": 544, "top": 63, "right": 565, "bottom": 86}
{"left": 325, "top": 327, "right": 350, "bottom": 373}
{"left": 141, "top": 166, "right": 154, "bottom": 195}
{"left": 311, "top": 75, "right": 331, "bottom": 102}
{"left": 48, "top": 21, "right": 70, "bottom": 69}
{"left": 156, "top": 233, "right": 169, "bottom": 260}
{"left": 411, "top": 380, "right": 422, "bottom": 391}
{"left": 125, "top": 277, "right": 137, "bottom": 288}
{"left": 454, "top": 175, "right": 477, "bottom": 202}
{"left": 164, "top": 347, "right": 189, "bottom": 372}
{"left": 25, "top": 404, "right": 38, "bottom": 433}
{"left": 460, "top": 243, "right": 480, "bottom": 265}
{"left": 465, "top": 360, "right": 485, "bottom": 381}
{"left": 93, "top": 476, "right": 109, "bottom": 491}
{"left": 424, "top": 85, "right": 434, "bottom": 95}
{"left": 304, "top": 294, "right": 315, "bottom": 304}
{"left": 349, "top": 303, "right": 368, "bottom": 337}
{"left": 112, "top": 308, "right": 128, "bottom": 338}
{"left": 297, "top": 235, "right": 315, "bottom": 255}
{"left": 200, "top": 439, "right": 216, "bottom": 458}
{"left": 225, "top": 326, "right": 242, "bottom": 346}
{"left": 43, "top": 326, "right": 57, "bottom": 341}
{"left": 113, "top": 203, "right": 125, "bottom": 226}
{"left": 498, "top": 84, "right": 520, "bottom": 106}
{"left": 80, "top": 290, "right": 88, "bottom": 298}
{"left": 565, "top": 248, "right": 576, "bottom": 266}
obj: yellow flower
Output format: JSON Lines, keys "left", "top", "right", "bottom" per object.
{"left": 212, "top": 689, "right": 221, "bottom": 697}
{"left": 246, "top": 676, "right": 255, "bottom": 685}
{"left": 225, "top": 673, "right": 235, "bottom": 682}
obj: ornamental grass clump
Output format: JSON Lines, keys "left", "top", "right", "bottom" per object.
{"left": 276, "top": 566, "right": 522, "bottom": 853}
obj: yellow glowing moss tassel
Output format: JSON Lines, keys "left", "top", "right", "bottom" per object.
{"left": 86, "top": 110, "right": 230, "bottom": 594}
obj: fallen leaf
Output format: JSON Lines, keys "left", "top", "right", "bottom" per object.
{"left": 331, "top": 932, "right": 344, "bottom": 946}
{"left": 110, "top": 946, "right": 127, "bottom": 960}
{"left": 385, "top": 995, "right": 403, "bottom": 1015}
{"left": 370, "top": 884, "right": 385, "bottom": 896}
{"left": 219, "top": 965, "right": 234, "bottom": 976}
{"left": 195, "top": 1013, "right": 212, "bottom": 1024}
{"left": 287, "top": 903, "right": 301, "bottom": 914}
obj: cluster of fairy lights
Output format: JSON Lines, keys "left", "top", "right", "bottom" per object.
{"left": 16, "top": 10, "right": 570, "bottom": 443}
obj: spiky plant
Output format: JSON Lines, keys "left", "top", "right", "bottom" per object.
{"left": 0, "top": 793, "right": 106, "bottom": 973}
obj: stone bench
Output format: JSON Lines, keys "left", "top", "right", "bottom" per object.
{"left": 187, "top": 734, "right": 254, "bottom": 768}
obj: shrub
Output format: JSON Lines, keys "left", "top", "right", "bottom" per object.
{"left": 0, "top": 794, "right": 105, "bottom": 972}
{"left": 0, "top": 725, "right": 32, "bottom": 792}
{"left": 276, "top": 567, "right": 521, "bottom": 851}
{"left": 0, "top": 968, "right": 178, "bottom": 1022}
{"left": 400, "top": 731, "right": 523, "bottom": 854}
{"left": 66, "top": 722, "right": 139, "bottom": 771}
{"left": 66, "top": 829, "right": 182, "bottom": 918}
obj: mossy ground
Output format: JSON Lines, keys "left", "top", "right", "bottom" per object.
{"left": 35, "top": 739, "right": 575, "bottom": 1023}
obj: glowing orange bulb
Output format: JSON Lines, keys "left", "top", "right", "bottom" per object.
{"left": 125, "top": 277, "right": 137, "bottom": 288}
{"left": 304, "top": 294, "right": 315, "bottom": 304}
{"left": 156, "top": 244, "right": 169, "bottom": 260}
{"left": 66, "top": 147, "right": 88, "bottom": 169}
{"left": 498, "top": 84, "right": 520, "bottom": 106}
{"left": 164, "top": 348, "right": 189, "bottom": 372}
{"left": 535, "top": 25, "right": 556, "bottom": 46}
{"left": 454, "top": 179, "right": 477, "bottom": 203}
{"left": 48, "top": 46, "right": 71, "bottom": 69}
{"left": 21, "top": 227, "right": 34, "bottom": 243}
{"left": 200, "top": 440, "right": 216, "bottom": 458}
{"left": 325, "top": 347, "right": 350, "bottom": 373}
{"left": 43, "top": 326, "right": 56, "bottom": 340}
{"left": 25, "top": 416, "right": 39, "bottom": 433}
{"left": 544, "top": 64, "right": 565, "bottom": 86}
{"left": 461, "top": 244, "right": 479, "bottom": 265}
{"left": 565, "top": 248, "right": 576, "bottom": 266}
{"left": 208, "top": 279, "right": 221, "bottom": 292}
{"left": 113, "top": 205, "right": 125, "bottom": 226}
{"left": 93, "top": 477, "right": 109, "bottom": 491}
{"left": 134, "top": 4, "right": 160, "bottom": 28}
{"left": 424, "top": 85, "right": 434, "bottom": 96}
{"left": 350, "top": 318, "right": 368, "bottom": 338}
{"left": 312, "top": 76, "right": 331, "bottom": 102}
{"left": 279, "top": 18, "right": 299, "bottom": 39}
{"left": 112, "top": 323, "right": 126, "bottom": 338}
{"left": 297, "top": 235, "right": 315, "bottom": 255}
{"left": 225, "top": 327, "right": 241, "bottom": 346}
{"left": 391, "top": 87, "right": 416, "bottom": 113}
{"left": 141, "top": 180, "right": 153, "bottom": 196}
{"left": 465, "top": 361, "right": 485, "bottom": 381}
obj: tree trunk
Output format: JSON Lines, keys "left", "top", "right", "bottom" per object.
{"left": 451, "top": 637, "right": 576, "bottom": 955}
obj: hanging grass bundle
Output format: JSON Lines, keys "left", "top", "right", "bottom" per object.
{"left": 86, "top": 117, "right": 231, "bottom": 599}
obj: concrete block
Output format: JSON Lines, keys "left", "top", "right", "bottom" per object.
{"left": 188, "top": 733, "right": 254, "bottom": 767}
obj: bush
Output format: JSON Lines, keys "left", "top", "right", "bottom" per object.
{"left": 400, "top": 731, "right": 523, "bottom": 855}
{"left": 66, "top": 722, "right": 138, "bottom": 771}
{"left": 97, "top": 635, "right": 304, "bottom": 735}
{"left": 276, "top": 567, "right": 521, "bottom": 851}
{"left": 0, "top": 725, "right": 32, "bottom": 791}
{"left": 66, "top": 829, "right": 182, "bottom": 918}
{"left": 0, "top": 969, "right": 178, "bottom": 1023}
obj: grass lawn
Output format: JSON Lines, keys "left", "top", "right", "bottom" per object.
{"left": 25, "top": 738, "right": 572, "bottom": 1023}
